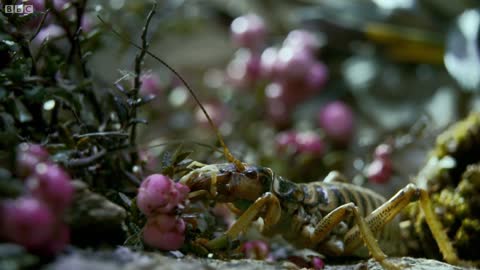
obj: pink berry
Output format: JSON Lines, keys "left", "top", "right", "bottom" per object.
{"left": 241, "top": 240, "right": 270, "bottom": 259}
{"left": 275, "top": 131, "right": 298, "bottom": 152}
{"left": 32, "top": 24, "right": 65, "bottom": 45}
{"left": 137, "top": 174, "right": 189, "bottom": 216}
{"left": 142, "top": 214, "right": 185, "bottom": 250}
{"left": 16, "top": 143, "right": 49, "bottom": 177}
{"left": 306, "top": 62, "right": 328, "bottom": 92}
{"left": 317, "top": 101, "right": 354, "bottom": 143}
{"left": 80, "top": 14, "right": 94, "bottom": 33}
{"left": 374, "top": 144, "right": 393, "bottom": 160}
{"left": 275, "top": 47, "right": 314, "bottom": 82}
{"left": 27, "top": 163, "right": 74, "bottom": 213}
{"left": 195, "top": 101, "right": 228, "bottom": 128}
{"left": 175, "top": 183, "right": 190, "bottom": 201}
{"left": 311, "top": 256, "right": 325, "bottom": 270}
{"left": 265, "top": 82, "right": 305, "bottom": 108}
{"left": 259, "top": 47, "right": 279, "bottom": 79}
{"left": 230, "top": 14, "right": 266, "bottom": 50}
{"left": 140, "top": 73, "right": 163, "bottom": 97}
{"left": 226, "top": 49, "right": 261, "bottom": 87}
{"left": 1, "top": 197, "right": 55, "bottom": 248}
{"left": 139, "top": 150, "right": 158, "bottom": 172}
{"left": 283, "top": 30, "right": 321, "bottom": 53}
{"left": 366, "top": 158, "right": 392, "bottom": 184}
{"left": 265, "top": 83, "right": 292, "bottom": 125}
{"left": 20, "top": 143, "right": 49, "bottom": 160}
{"left": 295, "top": 131, "right": 325, "bottom": 156}
{"left": 29, "top": 0, "right": 67, "bottom": 11}
{"left": 38, "top": 223, "right": 70, "bottom": 256}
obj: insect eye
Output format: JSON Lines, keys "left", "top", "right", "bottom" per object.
{"left": 244, "top": 169, "right": 257, "bottom": 178}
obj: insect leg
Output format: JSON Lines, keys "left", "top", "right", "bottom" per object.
{"left": 323, "top": 171, "right": 349, "bottom": 183}
{"left": 343, "top": 183, "right": 459, "bottom": 265}
{"left": 308, "top": 202, "right": 396, "bottom": 269}
{"left": 205, "top": 192, "right": 281, "bottom": 250}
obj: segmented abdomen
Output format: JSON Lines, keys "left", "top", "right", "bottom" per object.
{"left": 300, "top": 182, "right": 386, "bottom": 217}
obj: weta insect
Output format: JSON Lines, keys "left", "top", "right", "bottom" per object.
{"left": 106, "top": 16, "right": 464, "bottom": 269}
{"left": 174, "top": 94, "right": 462, "bottom": 268}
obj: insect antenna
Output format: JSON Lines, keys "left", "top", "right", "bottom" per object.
{"left": 97, "top": 15, "right": 246, "bottom": 172}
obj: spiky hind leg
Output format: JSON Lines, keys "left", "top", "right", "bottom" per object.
{"left": 307, "top": 202, "right": 399, "bottom": 270}
{"left": 342, "top": 183, "right": 459, "bottom": 265}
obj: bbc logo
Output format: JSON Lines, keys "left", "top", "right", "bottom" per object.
{"left": 4, "top": 5, "right": 34, "bottom": 14}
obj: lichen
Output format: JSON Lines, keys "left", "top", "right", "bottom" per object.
{"left": 405, "top": 113, "right": 480, "bottom": 261}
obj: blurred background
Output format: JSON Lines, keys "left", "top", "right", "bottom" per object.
{"left": 85, "top": 0, "right": 480, "bottom": 197}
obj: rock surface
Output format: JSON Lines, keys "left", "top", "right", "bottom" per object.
{"left": 44, "top": 247, "right": 476, "bottom": 270}
{"left": 67, "top": 180, "right": 127, "bottom": 246}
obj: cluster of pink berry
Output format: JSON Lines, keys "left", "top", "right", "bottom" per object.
{"left": 136, "top": 174, "right": 190, "bottom": 250}
{"left": 365, "top": 144, "right": 393, "bottom": 184}
{"left": 274, "top": 101, "right": 354, "bottom": 157}
{"left": 228, "top": 14, "right": 328, "bottom": 125}
{"left": 0, "top": 143, "right": 74, "bottom": 255}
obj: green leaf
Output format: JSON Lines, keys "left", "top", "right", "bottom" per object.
{"left": 118, "top": 192, "right": 132, "bottom": 208}
{"left": 112, "top": 94, "right": 129, "bottom": 125}
{"left": 50, "top": 87, "right": 82, "bottom": 114}
{"left": 0, "top": 169, "right": 23, "bottom": 199}
{"left": 13, "top": 99, "right": 32, "bottom": 123}
{"left": 174, "top": 151, "right": 193, "bottom": 165}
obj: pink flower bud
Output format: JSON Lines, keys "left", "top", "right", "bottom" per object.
{"left": 317, "top": 101, "right": 354, "bottom": 143}
{"left": 275, "top": 47, "right": 314, "bottom": 82}
{"left": 142, "top": 214, "right": 185, "bottom": 250}
{"left": 366, "top": 158, "right": 392, "bottom": 184}
{"left": 27, "top": 163, "right": 74, "bottom": 213}
{"left": 1, "top": 197, "right": 55, "bottom": 248}
{"left": 241, "top": 240, "right": 270, "bottom": 260}
{"left": 137, "top": 174, "right": 189, "bottom": 216}
{"left": 283, "top": 30, "right": 321, "bottom": 53}
{"left": 306, "top": 62, "right": 328, "bottom": 92}
{"left": 230, "top": 14, "right": 266, "bottom": 50}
